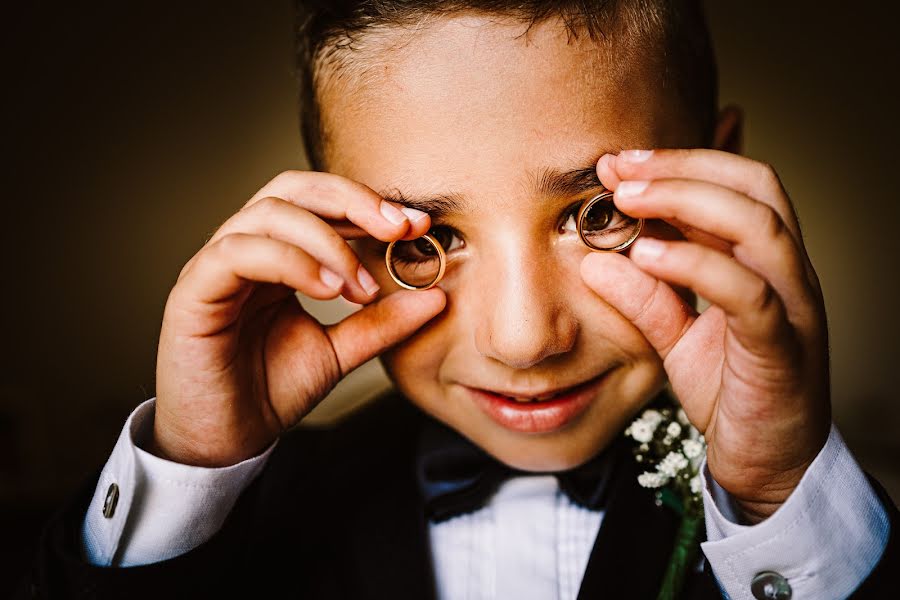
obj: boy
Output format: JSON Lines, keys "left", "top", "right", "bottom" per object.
{"left": 22, "top": 0, "right": 896, "bottom": 598}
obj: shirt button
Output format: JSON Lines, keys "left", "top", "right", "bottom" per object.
{"left": 102, "top": 483, "right": 119, "bottom": 518}
{"left": 751, "top": 571, "right": 792, "bottom": 600}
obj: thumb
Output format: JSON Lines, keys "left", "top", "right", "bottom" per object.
{"left": 326, "top": 288, "right": 446, "bottom": 375}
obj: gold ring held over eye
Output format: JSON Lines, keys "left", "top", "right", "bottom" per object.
{"left": 384, "top": 192, "right": 642, "bottom": 290}
{"left": 385, "top": 233, "right": 447, "bottom": 290}
{"left": 577, "top": 190, "right": 643, "bottom": 252}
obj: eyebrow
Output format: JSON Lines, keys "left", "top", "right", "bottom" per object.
{"left": 533, "top": 165, "right": 605, "bottom": 198}
{"left": 379, "top": 161, "right": 605, "bottom": 219}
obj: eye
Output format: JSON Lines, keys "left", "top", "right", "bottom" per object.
{"left": 559, "top": 195, "right": 642, "bottom": 252}
{"left": 428, "top": 225, "right": 463, "bottom": 253}
{"left": 560, "top": 198, "right": 630, "bottom": 232}
{"left": 389, "top": 225, "right": 463, "bottom": 266}
{"left": 560, "top": 206, "right": 580, "bottom": 234}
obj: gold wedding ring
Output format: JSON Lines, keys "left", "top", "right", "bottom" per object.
{"left": 385, "top": 233, "right": 447, "bottom": 290}
{"left": 385, "top": 191, "right": 642, "bottom": 290}
{"left": 577, "top": 191, "right": 643, "bottom": 252}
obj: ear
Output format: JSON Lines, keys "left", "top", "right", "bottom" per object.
{"left": 712, "top": 104, "right": 743, "bottom": 154}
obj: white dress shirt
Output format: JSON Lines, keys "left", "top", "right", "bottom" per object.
{"left": 82, "top": 399, "right": 890, "bottom": 600}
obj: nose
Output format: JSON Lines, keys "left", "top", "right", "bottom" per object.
{"left": 473, "top": 248, "right": 578, "bottom": 370}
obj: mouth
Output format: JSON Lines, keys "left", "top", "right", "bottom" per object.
{"left": 463, "top": 370, "right": 613, "bottom": 434}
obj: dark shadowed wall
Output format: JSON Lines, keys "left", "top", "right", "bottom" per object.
{"left": 3, "top": 0, "right": 899, "bottom": 588}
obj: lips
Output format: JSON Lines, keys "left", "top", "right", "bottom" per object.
{"left": 464, "top": 371, "right": 611, "bottom": 434}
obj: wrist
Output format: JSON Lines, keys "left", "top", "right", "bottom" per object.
{"left": 148, "top": 410, "right": 273, "bottom": 468}
{"left": 729, "top": 459, "right": 813, "bottom": 524}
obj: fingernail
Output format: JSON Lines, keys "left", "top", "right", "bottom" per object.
{"left": 630, "top": 238, "right": 666, "bottom": 260}
{"left": 357, "top": 264, "right": 380, "bottom": 296}
{"left": 319, "top": 266, "right": 344, "bottom": 290}
{"left": 380, "top": 201, "right": 408, "bottom": 225}
{"left": 616, "top": 180, "right": 650, "bottom": 198}
{"left": 400, "top": 206, "right": 428, "bottom": 223}
{"left": 619, "top": 149, "right": 653, "bottom": 163}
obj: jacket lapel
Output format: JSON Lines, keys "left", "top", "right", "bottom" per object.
{"left": 577, "top": 445, "right": 680, "bottom": 599}
{"left": 336, "top": 397, "right": 437, "bottom": 600}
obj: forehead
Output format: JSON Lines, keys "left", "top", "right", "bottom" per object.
{"left": 321, "top": 14, "right": 690, "bottom": 206}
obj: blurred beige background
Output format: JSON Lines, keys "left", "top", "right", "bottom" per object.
{"left": 3, "top": 0, "right": 899, "bottom": 586}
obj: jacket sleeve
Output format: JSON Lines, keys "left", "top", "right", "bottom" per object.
{"left": 15, "top": 418, "right": 334, "bottom": 600}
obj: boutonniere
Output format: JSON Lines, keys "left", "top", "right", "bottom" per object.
{"left": 625, "top": 400, "right": 706, "bottom": 600}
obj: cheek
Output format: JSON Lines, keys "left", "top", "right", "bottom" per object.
{"left": 379, "top": 301, "right": 457, "bottom": 421}
{"left": 557, "top": 246, "right": 660, "bottom": 361}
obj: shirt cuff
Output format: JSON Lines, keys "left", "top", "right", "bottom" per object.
{"left": 81, "top": 398, "right": 276, "bottom": 567}
{"left": 700, "top": 423, "right": 890, "bottom": 600}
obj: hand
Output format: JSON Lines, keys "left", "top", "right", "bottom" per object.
{"left": 582, "top": 149, "right": 831, "bottom": 522}
{"left": 153, "top": 171, "right": 446, "bottom": 467}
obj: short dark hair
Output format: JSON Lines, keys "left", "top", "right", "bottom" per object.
{"left": 294, "top": 0, "right": 717, "bottom": 171}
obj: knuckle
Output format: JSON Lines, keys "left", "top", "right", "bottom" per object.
{"left": 248, "top": 195, "right": 285, "bottom": 215}
{"left": 211, "top": 232, "right": 246, "bottom": 258}
{"left": 242, "top": 171, "right": 304, "bottom": 209}
{"left": 270, "top": 169, "right": 303, "bottom": 188}
{"left": 177, "top": 258, "right": 194, "bottom": 281}
{"left": 754, "top": 203, "right": 785, "bottom": 240}
{"left": 369, "top": 319, "right": 394, "bottom": 354}
{"left": 278, "top": 240, "right": 301, "bottom": 265}
{"left": 243, "top": 195, "right": 286, "bottom": 220}
{"left": 748, "top": 279, "right": 777, "bottom": 314}
{"left": 275, "top": 241, "right": 310, "bottom": 276}
{"left": 337, "top": 248, "right": 361, "bottom": 273}
{"left": 678, "top": 244, "right": 706, "bottom": 274}
{"left": 630, "top": 279, "right": 665, "bottom": 324}
{"left": 756, "top": 162, "right": 782, "bottom": 190}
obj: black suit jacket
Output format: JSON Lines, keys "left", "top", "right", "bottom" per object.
{"left": 17, "top": 392, "right": 899, "bottom": 599}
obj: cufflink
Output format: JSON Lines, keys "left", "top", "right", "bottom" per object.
{"left": 102, "top": 482, "right": 119, "bottom": 519}
{"left": 751, "top": 571, "right": 792, "bottom": 600}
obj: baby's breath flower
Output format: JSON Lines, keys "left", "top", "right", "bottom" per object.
{"left": 658, "top": 451, "right": 689, "bottom": 477}
{"left": 641, "top": 409, "right": 664, "bottom": 428}
{"left": 638, "top": 471, "right": 669, "bottom": 488}
{"left": 626, "top": 396, "right": 706, "bottom": 528}
{"left": 690, "top": 475, "right": 702, "bottom": 495}
{"left": 682, "top": 439, "right": 703, "bottom": 459}
{"left": 627, "top": 398, "right": 707, "bottom": 600}
{"left": 629, "top": 420, "right": 654, "bottom": 443}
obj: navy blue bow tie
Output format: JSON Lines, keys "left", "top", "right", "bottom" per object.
{"left": 415, "top": 416, "right": 624, "bottom": 523}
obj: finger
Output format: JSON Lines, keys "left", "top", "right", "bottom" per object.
{"left": 597, "top": 148, "right": 804, "bottom": 244}
{"left": 204, "top": 196, "right": 380, "bottom": 304}
{"left": 627, "top": 238, "right": 798, "bottom": 357}
{"left": 246, "top": 170, "right": 431, "bottom": 242}
{"left": 613, "top": 178, "right": 815, "bottom": 319}
{"left": 580, "top": 251, "right": 697, "bottom": 360}
{"left": 642, "top": 216, "right": 733, "bottom": 256}
{"left": 326, "top": 220, "right": 429, "bottom": 242}
{"left": 174, "top": 234, "right": 345, "bottom": 316}
{"left": 326, "top": 287, "right": 447, "bottom": 375}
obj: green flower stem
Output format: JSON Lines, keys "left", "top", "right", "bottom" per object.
{"left": 656, "top": 513, "right": 703, "bottom": 600}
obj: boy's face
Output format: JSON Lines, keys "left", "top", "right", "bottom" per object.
{"left": 322, "top": 14, "right": 705, "bottom": 471}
